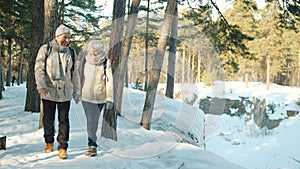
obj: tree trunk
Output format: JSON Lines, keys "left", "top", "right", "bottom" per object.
{"left": 101, "top": 106, "right": 117, "bottom": 141}
{"left": 266, "top": 54, "right": 270, "bottom": 90}
{"left": 187, "top": 50, "right": 191, "bottom": 83}
{"left": 165, "top": 2, "right": 177, "bottom": 99}
{"left": 245, "top": 72, "right": 249, "bottom": 88}
{"left": 191, "top": 52, "right": 195, "bottom": 83}
{"left": 182, "top": 46, "right": 186, "bottom": 83}
{"left": 116, "top": 0, "right": 141, "bottom": 116}
{"left": 101, "top": 0, "right": 126, "bottom": 141}
{"left": 24, "top": 0, "right": 44, "bottom": 112}
{"left": 60, "top": 0, "right": 65, "bottom": 24}
{"left": 125, "top": 66, "right": 128, "bottom": 87}
{"left": 5, "top": 38, "right": 12, "bottom": 87}
{"left": 0, "top": 30, "right": 3, "bottom": 99}
{"left": 38, "top": 0, "right": 58, "bottom": 128}
{"left": 141, "top": 0, "right": 177, "bottom": 130}
{"left": 144, "top": 0, "right": 150, "bottom": 91}
{"left": 298, "top": 49, "right": 300, "bottom": 87}
{"left": 20, "top": 49, "right": 25, "bottom": 84}
{"left": 108, "top": 0, "right": 125, "bottom": 117}
{"left": 244, "top": 65, "right": 249, "bottom": 88}
{"left": 44, "top": 0, "right": 58, "bottom": 43}
{"left": 109, "top": 0, "right": 125, "bottom": 73}
{"left": 197, "top": 51, "right": 201, "bottom": 83}
{"left": 39, "top": 100, "right": 44, "bottom": 129}
{"left": 17, "top": 44, "right": 24, "bottom": 86}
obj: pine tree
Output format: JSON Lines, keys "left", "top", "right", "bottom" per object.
{"left": 25, "top": 0, "right": 44, "bottom": 112}
{"left": 59, "top": 0, "right": 104, "bottom": 48}
{"left": 224, "top": 0, "right": 258, "bottom": 84}
{"left": 141, "top": 0, "right": 177, "bottom": 130}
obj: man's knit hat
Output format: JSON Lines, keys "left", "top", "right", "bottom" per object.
{"left": 55, "top": 24, "right": 71, "bottom": 37}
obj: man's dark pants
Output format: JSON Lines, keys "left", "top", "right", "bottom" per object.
{"left": 42, "top": 99, "right": 70, "bottom": 150}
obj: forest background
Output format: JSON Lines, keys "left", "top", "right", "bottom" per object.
{"left": 0, "top": 0, "right": 299, "bottom": 134}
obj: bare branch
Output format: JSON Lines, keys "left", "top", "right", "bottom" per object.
{"left": 209, "top": 0, "right": 229, "bottom": 25}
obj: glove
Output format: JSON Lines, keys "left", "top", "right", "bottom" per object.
{"left": 105, "top": 101, "right": 113, "bottom": 110}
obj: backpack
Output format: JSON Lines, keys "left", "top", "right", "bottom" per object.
{"left": 44, "top": 43, "right": 76, "bottom": 79}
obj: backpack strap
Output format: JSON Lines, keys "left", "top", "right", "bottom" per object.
{"left": 68, "top": 47, "right": 76, "bottom": 80}
{"left": 44, "top": 43, "right": 52, "bottom": 72}
{"left": 103, "top": 58, "right": 107, "bottom": 76}
{"left": 45, "top": 43, "right": 52, "bottom": 59}
{"left": 44, "top": 44, "right": 76, "bottom": 80}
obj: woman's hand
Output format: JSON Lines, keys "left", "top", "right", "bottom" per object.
{"left": 38, "top": 88, "right": 48, "bottom": 96}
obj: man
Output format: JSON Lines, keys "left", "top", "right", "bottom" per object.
{"left": 35, "top": 24, "right": 80, "bottom": 159}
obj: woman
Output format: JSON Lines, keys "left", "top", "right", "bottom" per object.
{"left": 77, "top": 40, "right": 114, "bottom": 157}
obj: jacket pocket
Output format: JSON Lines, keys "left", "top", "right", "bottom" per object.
{"left": 64, "top": 79, "right": 73, "bottom": 99}
{"left": 46, "top": 86, "right": 57, "bottom": 100}
{"left": 95, "top": 85, "right": 105, "bottom": 100}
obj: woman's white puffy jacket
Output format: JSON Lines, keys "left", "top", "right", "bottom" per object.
{"left": 78, "top": 56, "right": 113, "bottom": 104}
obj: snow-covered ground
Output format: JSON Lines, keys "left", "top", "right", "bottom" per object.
{"left": 0, "top": 81, "right": 299, "bottom": 169}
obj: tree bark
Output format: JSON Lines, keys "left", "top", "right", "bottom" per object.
{"left": 141, "top": 0, "right": 177, "bottom": 130}
{"left": 0, "top": 30, "right": 3, "bottom": 99}
{"left": 101, "top": 106, "right": 117, "bottom": 141}
{"left": 5, "top": 38, "right": 12, "bottom": 87}
{"left": 165, "top": 2, "right": 178, "bottom": 99}
{"left": 182, "top": 46, "right": 186, "bottom": 83}
{"left": 191, "top": 51, "right": 195, "bottom": 83}
{"left": 187, "top": 49, "right": 191, "bottom": 83}
{"left": 38, "top": 0, "right": 58, "bottom": 128}
{"left": 44, "top": 0, "right": 58, "bottom": 43}
{"left": 17, "top": 44, "right": 24, "bottom": 85}
{"left": 245, "top": 72, "right": 249, "bottom": 88}
{"left": 24, "top": 0, "right": 44, "bottom": 112}
{"left": 144, "top": 0, "right": 150, "bottom": 91}
{"left": 109, "top": 0, "right": 125, "bottom": 117}
{"left": 101, "top": 0, "right": 126, "bottom": 141}
{"left": 298, "top": 49, "right": 300, "bottom": 87}
{"left": 60, "top": 0, "right": 65, "bottom": 24}
{"left": 116, "top": 0, "right": 141, "bottom": 116}
{"left": 244, "top": 65, "right": 249, "bottom": 88}
{"left": 266, "top": 54, "right": 270, "bottom": 90}
{"left": 109, "top": 0, "right": 125, "bottom": 73}
{"left": 197, "top": 51, "right": 201, "bottom": 83}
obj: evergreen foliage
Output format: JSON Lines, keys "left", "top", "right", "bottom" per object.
{"left": 60, "top": 0, "right": 104, "bottom": 47}
{"left": 0, "top": 0, "right": 299, "bottom": 95}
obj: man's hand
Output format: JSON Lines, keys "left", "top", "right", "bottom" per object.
{"left": 105, "top": 101, "right": 113, "bottom": 110}
{"left": 38, "top": 88, "right": 48, "bottom": 96}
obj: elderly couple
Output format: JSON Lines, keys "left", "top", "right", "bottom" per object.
{"left": 34, "top": 24, "right": 114, "bottom": 159}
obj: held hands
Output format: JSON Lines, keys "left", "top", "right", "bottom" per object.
{"left": 38, "top": 88, "right": 48, "bottom": 96}
{"left": 74, "top": 95, "right": 80, "bottom": 104}
{"left": 105, "top": 101, "right": 113, "bottom": 110}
